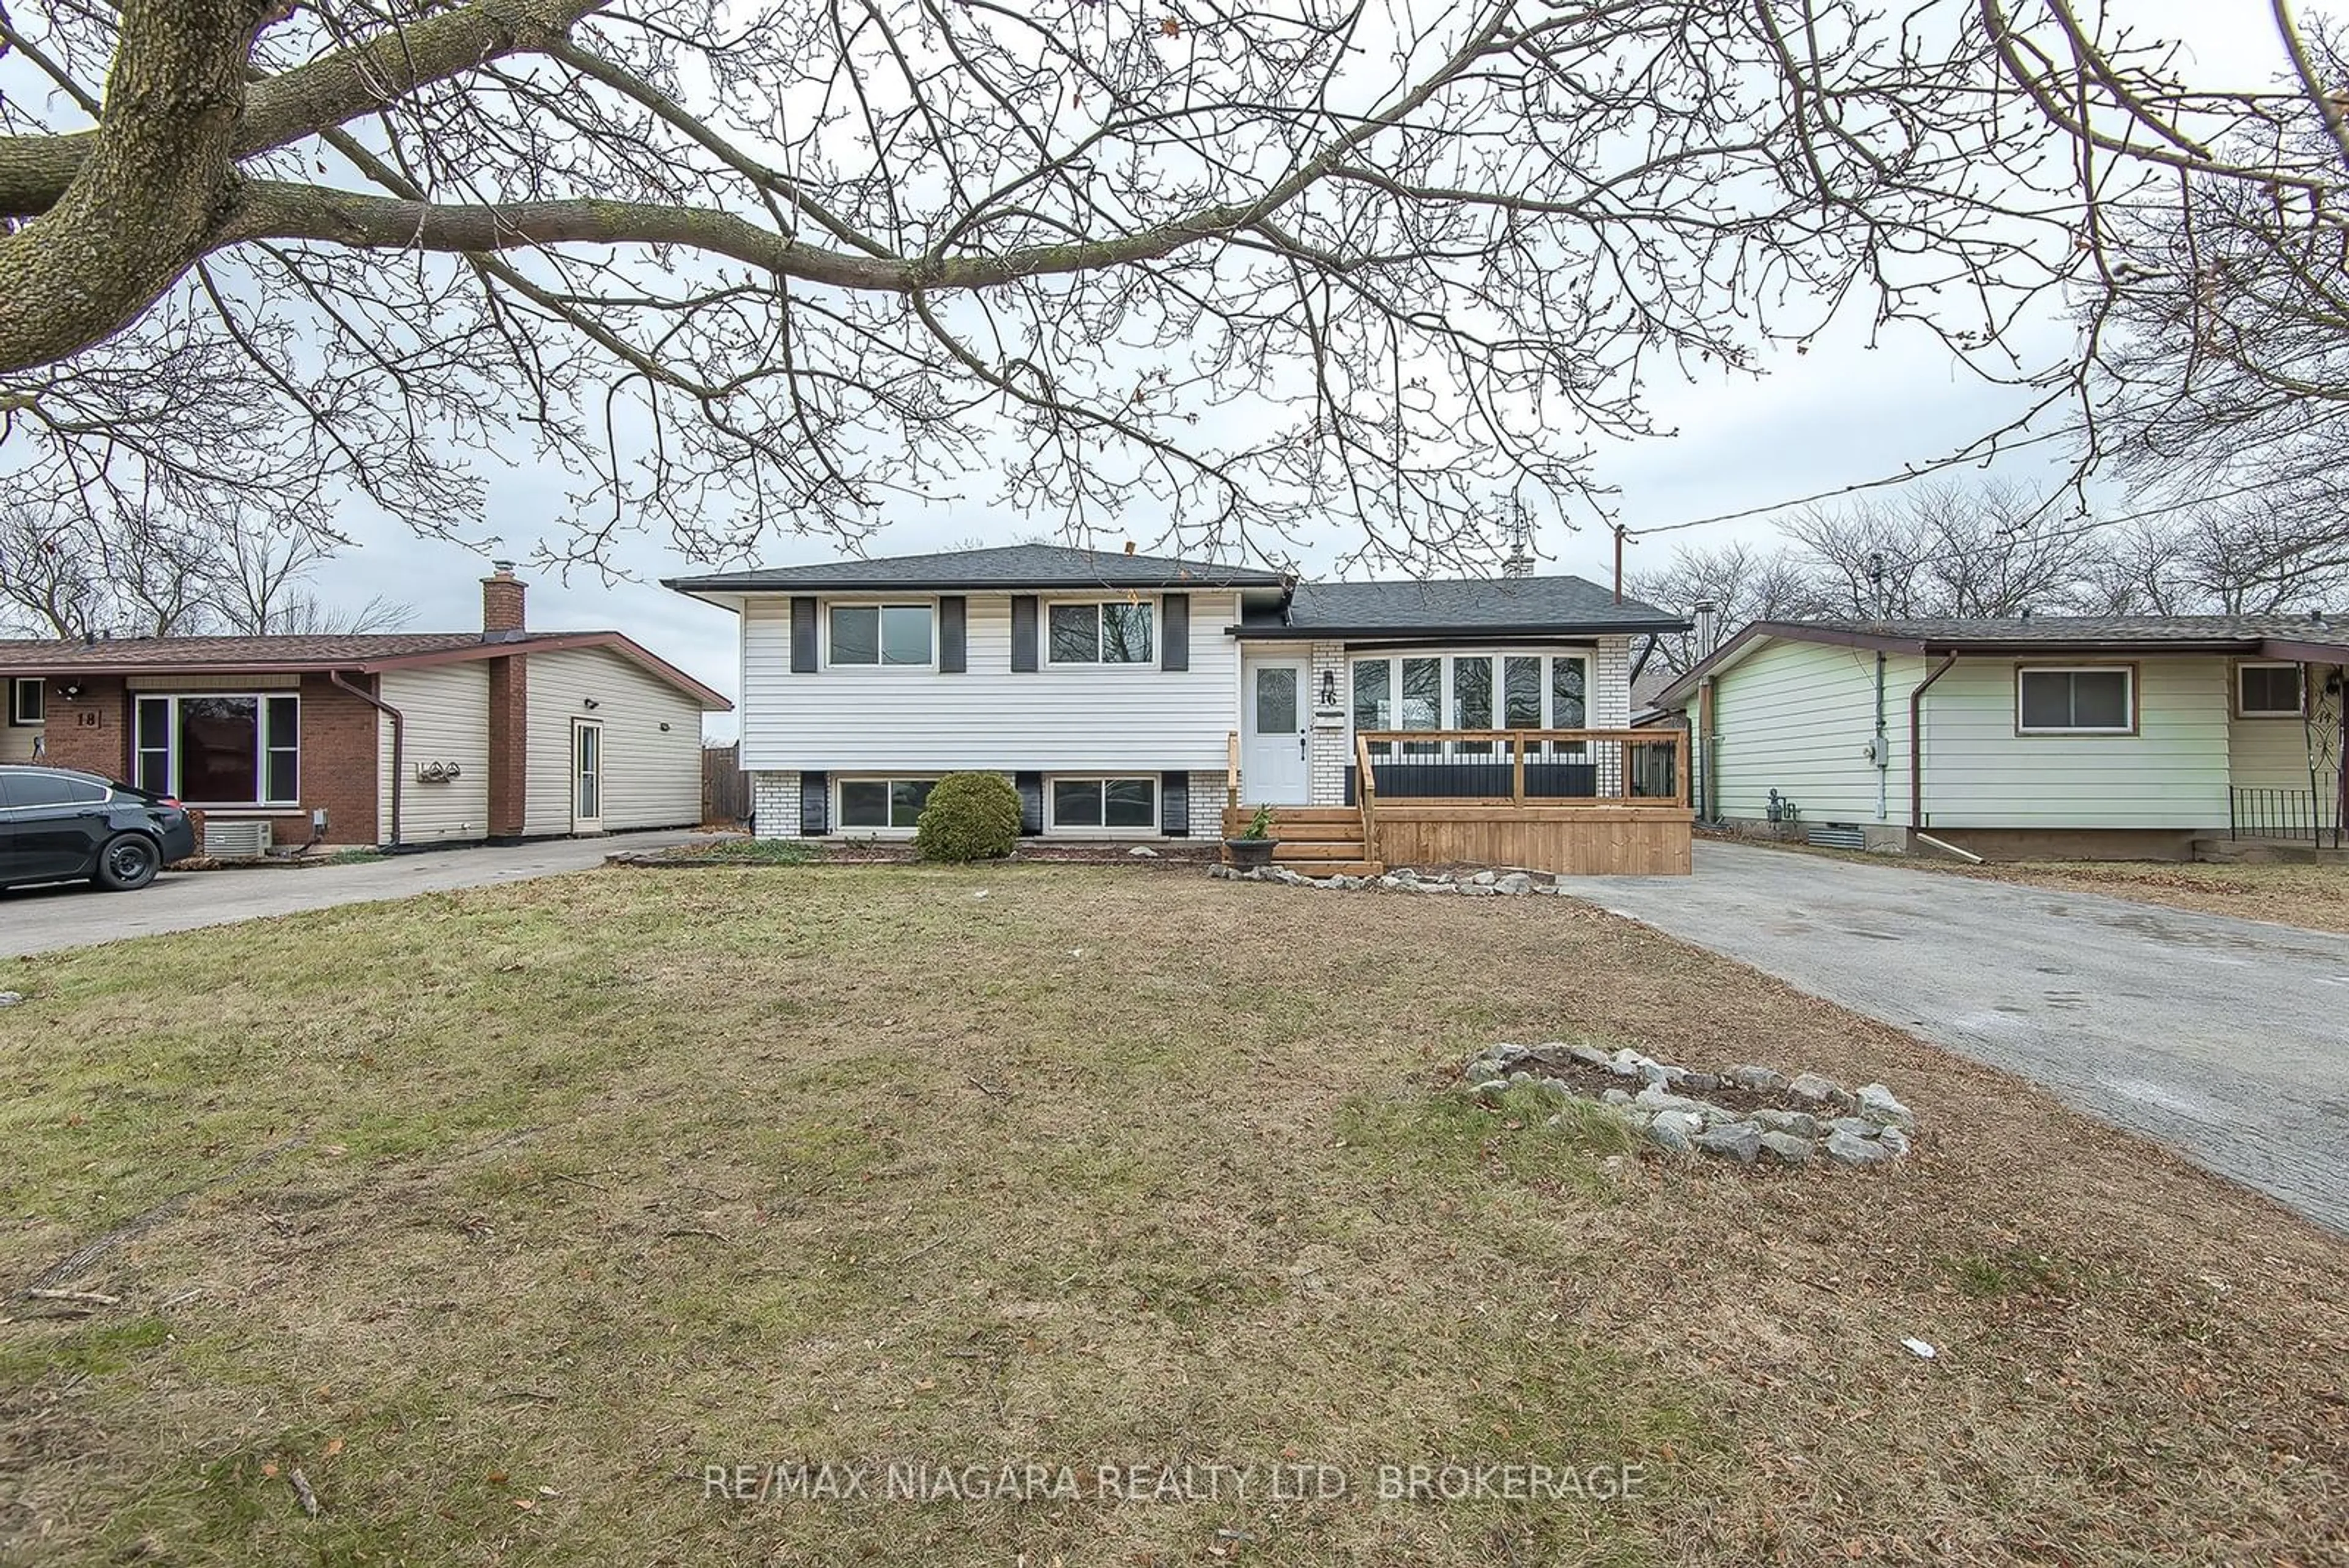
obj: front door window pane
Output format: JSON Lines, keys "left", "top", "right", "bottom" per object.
{"left": 1256, "top": 666, "right": 1299, "bottom": 735}
{"left": 179, "top": 696, "right": 259, "bottom": 803}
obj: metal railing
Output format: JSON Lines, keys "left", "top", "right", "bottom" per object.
{"left": 1348, "top": 729, "right": 1689, "bottom": 807}
{"left": 2231, "top": 784, "right": 2341, "bottom": 845}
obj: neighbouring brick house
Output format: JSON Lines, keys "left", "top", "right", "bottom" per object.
{"left": 0, "top": 567, "right": 729, "bottom": 853}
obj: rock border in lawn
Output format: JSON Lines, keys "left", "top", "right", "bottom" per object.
{"left": 1208, "top": 863, "right": 1556, "bottom": 895}
{"left": 1463, "top": 1041, "right": 1915, "bottom": 1168}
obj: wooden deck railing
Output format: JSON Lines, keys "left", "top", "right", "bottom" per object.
{"left": 1225, "top": 729, "right": 1241, "bottom": 811}
{"left": 1353, "top": 728, "right": 1690, "bottom": 808}
{"left": 1353, "top": 730, "right": 1381, "bottom": 863}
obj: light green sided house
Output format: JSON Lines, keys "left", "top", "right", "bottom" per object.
{"left": 1651, "top": 615, "right": 2349, "bottom": 860}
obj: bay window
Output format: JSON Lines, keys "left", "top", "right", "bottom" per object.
{"left": 1352, "top": 652, "right": 1594, "bottom": 755}
{"left": 133, "top": 693, "right": 300, "bottom": 806}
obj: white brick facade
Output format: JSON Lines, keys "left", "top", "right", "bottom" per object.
{"left": 1307, "top": 639, "right": 1350, "bottom": 806}
{"left": 751, "top": 771, "right": 801, "bottom": 838}
{"left": 1594, "top": 637, "right": 1633, "bottom": 728}
{"left": 1189, "top": 769, "right": 1228, "bottom": 838}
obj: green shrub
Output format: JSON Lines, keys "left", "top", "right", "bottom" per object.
{"left": 914, "top": 771, "right": 1022, "bottom": 862}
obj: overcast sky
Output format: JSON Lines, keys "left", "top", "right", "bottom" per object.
{"left": 284, "top": 2, "right": 2296, "bottom": 742}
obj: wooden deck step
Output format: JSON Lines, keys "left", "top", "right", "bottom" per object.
{"left": 1272, "top": 840, "right": 1373, "bottom": 861}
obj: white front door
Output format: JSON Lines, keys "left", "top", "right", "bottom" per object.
{"left": 571, "top": 719, "right": 604, "bottom": 834}
{"left": 1241, "top": 657, "right": 1310, "bottom": 804}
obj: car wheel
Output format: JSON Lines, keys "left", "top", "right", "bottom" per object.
{"left": 94, "top": 833, "right": 161, "bottom": 891}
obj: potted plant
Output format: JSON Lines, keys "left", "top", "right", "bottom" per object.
{"left": 1225, "top": 803, "right": 1280, "bottom": 871}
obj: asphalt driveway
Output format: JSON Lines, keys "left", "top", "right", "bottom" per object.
{"left": 1567, "top": 842, "right": 2349, "bottom": 1235}
{"left": 0, "top": 831, "right": 703, "bottom": 959}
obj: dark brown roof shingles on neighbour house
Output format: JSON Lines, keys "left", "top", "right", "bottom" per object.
{"left": 0, "top": 631, "right": 732, "bottom": 709}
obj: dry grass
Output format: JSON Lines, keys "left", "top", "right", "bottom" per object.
{"left": 2, "top": 866, "right": 2345, "bottom": 1566}
{"left": 1947, "top": 859, "right": 2349, "bottom": 934}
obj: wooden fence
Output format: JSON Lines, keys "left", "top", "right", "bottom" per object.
{"left": 702, "top": 743, "right": 751, "bottom": 826}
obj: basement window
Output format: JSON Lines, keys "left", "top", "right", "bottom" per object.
{"left": 1049, "top": 776, "right": 1156, "bottom": 831}
{"left": 837, "top": 778, "right": 935, "bottom": 831}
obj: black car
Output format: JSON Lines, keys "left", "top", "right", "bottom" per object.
{"left": 0, "top": 765, "right": 199, "bottom": 892}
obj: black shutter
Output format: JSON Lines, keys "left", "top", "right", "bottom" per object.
{"left": 1015, "top": 771, "right": 1044, "bottom": 835}
{"left": 938, "top": 595, "right": 967, "bottom": 673}
{"left": 1161, "top": 593, "right": 1189, "bottom": 672}
{"left": 800, "top": 770, "right": 828, "bottom": 835}
{"left": 1011, "top": 595, "right": 1039, "bottom": 672}
{"left": 1160, "top": 770, "right": 1189, "bottom": 836}
{"left": 790, "top": 597, "right": 818, "bottom": 673}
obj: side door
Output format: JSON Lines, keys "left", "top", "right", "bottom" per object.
{"left": 5, "top": 773, "right": 109, "bottom": 880}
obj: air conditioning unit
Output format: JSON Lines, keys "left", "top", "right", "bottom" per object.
{"left": 202, "top": 819, "right": 273, "bottom": 860}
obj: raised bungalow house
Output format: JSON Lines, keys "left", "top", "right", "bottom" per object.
{"left": 666, "top": 544, "right": 1698, "bottom": 874}
{"left": 1653, "top": 614, "right": 2349, "bottom": 860}
{"left": 0, "top": 566, "right": 728, "bottom": 854}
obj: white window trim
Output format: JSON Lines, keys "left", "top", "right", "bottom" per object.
{"left": 834, "top": 775, "right": 937, "bottom": 834}
{"left": 1044, "top": 598, "right": 1159, "bottom": 669}
{"left": 1044, "top": 774, "right": 1160, "bottom": 835}
{"left": 823, "top": 600, "right": 937, "bottom": 672}
{"left": 2015, "top": 664, "right": 2136, "bottom": 736}
{"left": 133, "top": 690, "right": 303, "bottom": 808}
{"left": 7, "top": 677, "right": 42, "bottom": 727}
{"left": 1348, "top": 650, "right": 1595, "bottom": 746}
{"left": 2235, "top": 660, "right": 2304, "bottom": 719}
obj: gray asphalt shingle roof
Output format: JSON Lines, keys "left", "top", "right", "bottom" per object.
{"left": 666, "top": 543, "right": 1286, "bottom": 593}
{"left": 1238, "top": 574, "right": 1685, "bottom": 637}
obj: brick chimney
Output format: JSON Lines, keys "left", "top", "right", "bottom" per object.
{"left": 483, "top": 560, "right": 527, "bottom": 637}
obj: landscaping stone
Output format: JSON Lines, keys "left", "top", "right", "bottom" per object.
{"left": 1471, "top": 869, "right": 1497, "bottom": 886}
{"left": 1458, "top": 1039, "right": 1914, "bottom": 1173}
{"left": 1127, "top": 845, "right": 1160, "bottom": 858}
{"left": 1825, "top": 1129, "right": 1892, "bottom": 1167}
{"left": 1647, "top": 1110, "right": 1701, "bottom": 1154}
{"left": 1694, "top": 1121, "right": 1763, "bottom": 1164}
{"left": 1496, "top": 872, "right": 1534, "bottom": 894}
{"left": 1856, "top": 1083, "right": 1917, "bottom": 1129}
{"left": 1787, "top": 1072, "right": 1849, "bottom": 1107}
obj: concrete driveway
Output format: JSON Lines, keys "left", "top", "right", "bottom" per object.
{"left": 1567, "top": 842, "right": 2349, "bottom": 1235}
{"left": 0, "top": 831, "right": 704, "bottom": 959}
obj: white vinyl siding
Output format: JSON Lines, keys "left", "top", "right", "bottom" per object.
{"left": 377, "top": 663, "right": 491, "bottom": 845}
{"left": 738, "top": 591, "right": 1244, "bottom": 772}
{"left": 1709, "top": 639, "right": 1920, "bottom": 824}
{"left": 2228, "top": 686, "right": 2320, "bottom": 790}
{"left": 524, "top": 647, "right": 706, "bottom": 834}
{"left": 1917, "top": 656, "right": 2228, "bottom": 829}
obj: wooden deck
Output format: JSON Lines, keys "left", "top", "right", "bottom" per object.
{"left": 1222, "top": 728, "right": 1693, "bottom": 877}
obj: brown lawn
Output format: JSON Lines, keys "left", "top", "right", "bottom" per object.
{"left": 1, "top": 865, "right": 2343, "bottom": 1566}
